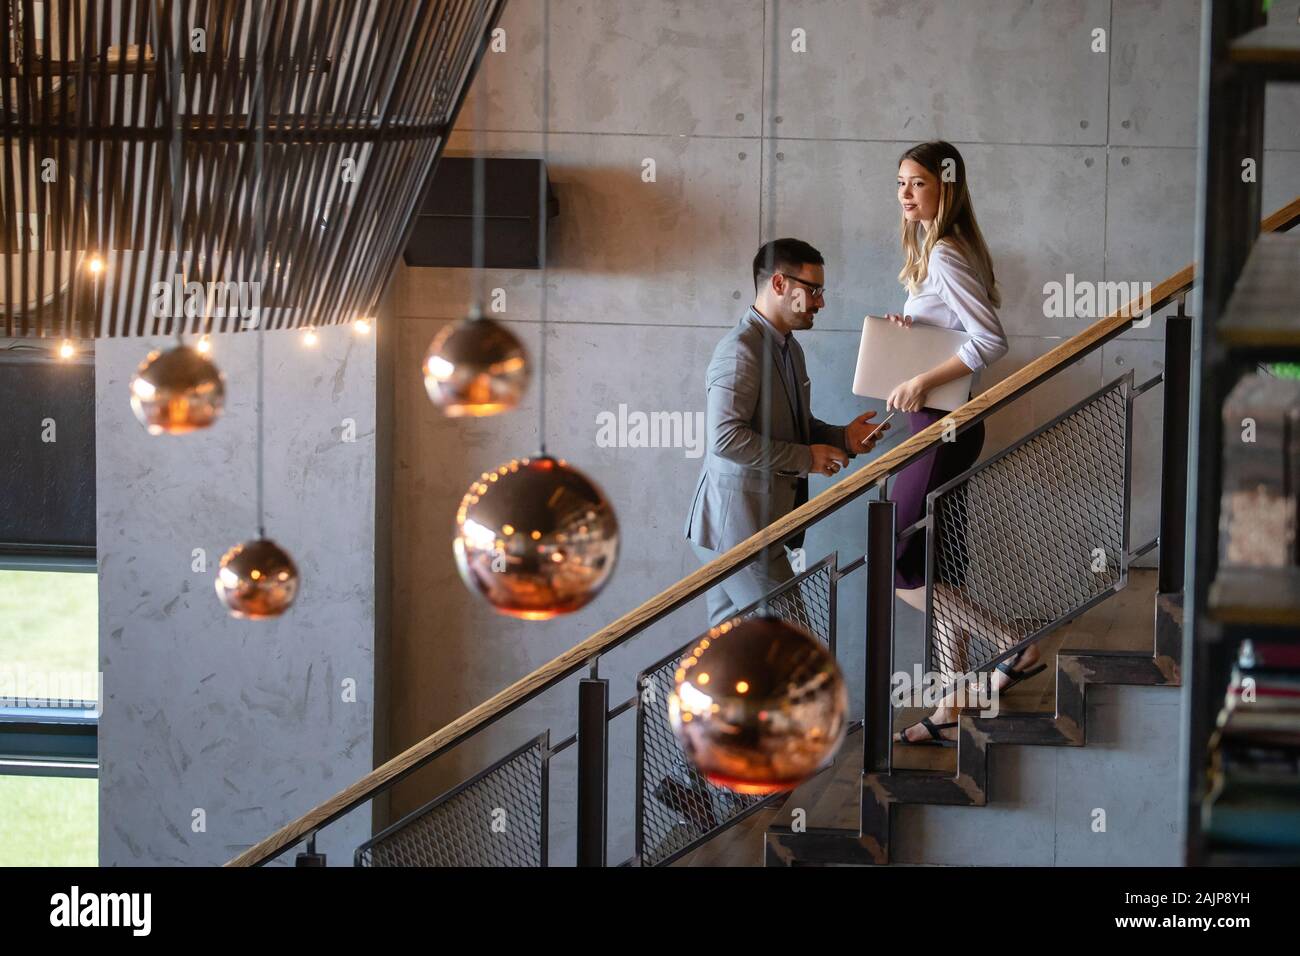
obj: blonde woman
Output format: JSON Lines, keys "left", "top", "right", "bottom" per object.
{"left": 885, "top": 141, "right": 1042, "bottom": 746}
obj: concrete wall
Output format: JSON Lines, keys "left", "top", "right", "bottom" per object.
{"left": 388, "top": 0, "right": 1300, "bottom": 865}
{"left": 96, "top": 321, "right": 381, "bottom": 866}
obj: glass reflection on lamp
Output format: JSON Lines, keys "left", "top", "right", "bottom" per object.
{"left": 453, "top": 456, "right": 617, "bottom": 619}
{"left": 129, "top": 344, "right": 225, "bottom": 435}
{"left": 423, "top": 315, "right": 529, "bottom": 417}
{"left": 215, "top": 538, "right": 300, "bottom": 619}
{"left": 668, "top": 615, "right": 848, "bottom": 795}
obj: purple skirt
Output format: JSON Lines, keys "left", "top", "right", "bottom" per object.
{"left": 889, "top": 407, "right": 985, "bottom": 590}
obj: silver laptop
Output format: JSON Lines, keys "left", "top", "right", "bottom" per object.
{"left": 851, "top": 315, "right": 973, "bottom": 412}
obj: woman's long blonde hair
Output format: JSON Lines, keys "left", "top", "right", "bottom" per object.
{"left": 896, "top": 141, "right": 1000, "bottom": 308}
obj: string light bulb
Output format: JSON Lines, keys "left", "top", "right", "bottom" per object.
{"left": 57, "top": 339, "right": 76, "bottom": 360}
{"left": 86, "top": 255, "right": 105, "bottom": 275}
{"left": 353, "top": 317, "right": 371, "bottom": 335}
{"left": 302, "top": 327, "right": 318, "bottom": 347}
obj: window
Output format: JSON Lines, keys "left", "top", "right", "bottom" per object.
{"left": 0, "top": 346, "right": 98, "bottom": 866}
{"left": 0, "top": 566, "right": 100, "bottom": 867}
{"left": 0, "top": 776, "right": 97, "bottom": 867}
{"left": 0, "top": 569, "right": 98, "bottom": 700}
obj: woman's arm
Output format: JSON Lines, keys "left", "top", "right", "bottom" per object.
{"left": 885, "top": 242, "right": 1009, "bottom": 411}
{"left": 931, "top": 242, "right": 1008, "bottom": 371}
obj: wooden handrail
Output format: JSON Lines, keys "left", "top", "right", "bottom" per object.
{"left": 229, "top": 195, "right": 1300, "bottom": 866}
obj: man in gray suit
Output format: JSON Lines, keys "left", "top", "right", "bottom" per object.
{"left": 685, "top": 238, "right": 887, "bottom": 627}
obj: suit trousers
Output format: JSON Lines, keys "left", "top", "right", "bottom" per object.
{"left": 690, "top": 541, "right": 802, "bottom": 629}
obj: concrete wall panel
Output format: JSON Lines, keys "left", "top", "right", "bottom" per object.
{"left": 461, "top": 0, "right": 766, "bottom": 137}
{"left": 97, "top": 325, "right": 377, "bottom": 866}
{"left": 1053, "top": 685, "right": 1182, "bottom": 865}
{"left": 767, "top": 0, "right": 1111, "bottom": 145}
{"left": 1109, "top": 0, "right": 1202, "bottom": 148}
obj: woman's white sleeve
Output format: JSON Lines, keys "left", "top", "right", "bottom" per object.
{"left": 931, "top": 244, "right": 1009, "bottom": 371}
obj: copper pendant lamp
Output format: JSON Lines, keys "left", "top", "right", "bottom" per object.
{"left": 451, "top": 0, "right": 617, "bottom": 618}
{"left": 423, "top": 44, "right": 528, "bottom": 417}
{"left": 423, "top": 312, "right": 529, "bottom": 417}
{"left": 213, "top": 35, "right": 297, "bottom": 621}
{"left": 454, "top": 455, "right": 618, "bottom": 620}
{"left": 668, "top": 615, "right": 848, "bottom": 795}
{"left": 129, "top": 343, "right": 226, "bottom": 435}
{"left": 215, "top": 536, "right": 299, "bottom": 619}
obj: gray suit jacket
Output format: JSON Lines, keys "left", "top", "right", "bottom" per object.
{"left": 684, "top": 308, "right": 850, "bottom": 553}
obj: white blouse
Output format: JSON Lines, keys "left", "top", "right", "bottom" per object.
{"left": 903, "top": 240, "right": 1008, "bottom": 374}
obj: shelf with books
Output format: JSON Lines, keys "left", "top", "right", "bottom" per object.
{"left": 1185, "top": 1, "right": 1300, "bottom": 866}
{"left": 1201, "top": 641, "right": 1300, "bottom": 854}
{"left": 1206, "top": 371, "right": 1300, "bottom": 628}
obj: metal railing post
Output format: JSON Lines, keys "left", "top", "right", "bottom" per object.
{"left": 864, "top": 500, "right": 897, "bottom": 777}
{"left": 1159, "top": 306, "right": 1193, "bottom": 594}
{"left": 294, "top": 832, "right": 326, "bottom": 867}
{"left": 577, "top": 677, "right": 609, "bottom": 866}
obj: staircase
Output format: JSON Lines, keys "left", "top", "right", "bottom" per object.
{"left": 660, "top": 573, "right": 1172, "bottom": 866}
{"left": 228, "top": 196, "right": 1300, "bottom": 868}
{"left": 765, "top": 582, "right": 1183, "bottom": 866}
{"left": 767, "top": 367, "right": 1183, "bottom": 865}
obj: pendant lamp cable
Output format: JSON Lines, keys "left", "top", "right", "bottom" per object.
{"left": 759, "top": 0, "right": 781, "bottom": 616}
{"left": 537, "top": 0, "right": 550, "bottom": 458}
{"left": 167, "top": 2, "right": 184, "bottom": 344}
{"left": 254, "top": 19, "right": 267, "bottom": 539}
{"left": 471, "top": 55, "right": 487, "bottom": 318}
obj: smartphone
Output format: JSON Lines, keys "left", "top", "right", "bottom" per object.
{"left": 864, "top": 410, "right": 896, "bottom": 445}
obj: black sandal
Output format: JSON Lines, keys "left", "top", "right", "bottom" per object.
{"left": 893, "top": 716, "right": 958, "bottom": 748}
{"left": 995, "top": 649, "right": 1047, "bottom": 692}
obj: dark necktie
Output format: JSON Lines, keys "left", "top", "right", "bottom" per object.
{"left": 780, "top": 339, "right": 806, "bottom": 442}
{"left": 781, "top": 339, "right": 810, "bottom": 550}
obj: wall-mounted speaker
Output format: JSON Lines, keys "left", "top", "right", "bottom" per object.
{"left": 404, "top": 158, "right": 559, "bottom": 270}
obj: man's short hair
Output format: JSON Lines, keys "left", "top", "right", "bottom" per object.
{"left": 753, "top": 238, "right": 825, "bottom": 292}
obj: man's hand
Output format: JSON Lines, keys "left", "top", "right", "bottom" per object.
{"left": 845, "top": 411, "right": 889, "bottom": 453}
{"left": 809, "top": 444, "right": 850, "bottom": 477}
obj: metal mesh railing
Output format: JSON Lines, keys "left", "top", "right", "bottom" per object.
{"left": 355, "top": 733, "right": 548, "bottom": 867}
{"left": 635, "top": 555, "right": 836, "bottom": 867}
{"left": 926, "top": 376, "right": 1130, "bottom": 677}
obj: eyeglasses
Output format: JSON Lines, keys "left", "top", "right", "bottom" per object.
{"left": 777, "top": 273, "right": 827, "bottom": 298}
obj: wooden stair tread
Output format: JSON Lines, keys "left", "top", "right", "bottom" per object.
{"left": 891, "top": 745, "right": 958, "bottom": 771}
{"left": 1058, "top": 647, "right": 1155, "bottom": 658}
{"left": 891, "top": 706, "right": 960, "bottom": 769}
